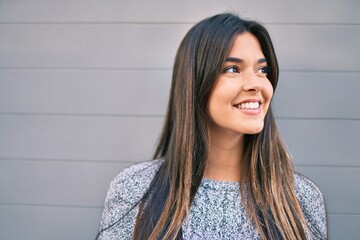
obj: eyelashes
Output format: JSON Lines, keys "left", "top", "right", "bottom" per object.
{"left": 223, "top": 65, "right": 240, "bottom": 73}
{"left": 257, "top": 66, "right": 270, "bottom": 75}
{"left": 223, "top": 65, "right": 270, "bottom": 75}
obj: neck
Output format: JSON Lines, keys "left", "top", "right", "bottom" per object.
{"left": 204, "top": 126, "right": 244, "bottom": 182}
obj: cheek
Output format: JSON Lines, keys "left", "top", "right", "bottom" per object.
{"left": 209, "top": 80, "right": 239, "bottom": 105}
{"left": 207, "top": 88, "right": 235, "bottom": 123}
{"left": 262, "top": 81, "right": 274, "bottom": 112}
{"left": 264, "top": 81, "right": 274, "bottom": 101}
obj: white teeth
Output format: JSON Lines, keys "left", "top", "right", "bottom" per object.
{"left": 236, "top": 102, "right": 260, "bottom": 109}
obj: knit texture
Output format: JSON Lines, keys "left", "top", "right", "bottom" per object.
{"left": 98, "top": 160, "right": 327, "bottom": 239}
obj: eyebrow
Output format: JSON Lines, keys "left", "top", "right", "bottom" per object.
{"left": 225, "top": 57, "right": 267, "bottom": 64}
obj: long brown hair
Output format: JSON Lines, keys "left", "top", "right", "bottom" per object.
{"left": 133, "top": 13, "right": 308, "bottom": 239}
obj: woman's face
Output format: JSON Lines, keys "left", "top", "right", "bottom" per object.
{"left": 207, "top": 32, "right": 273, "bottom": 137}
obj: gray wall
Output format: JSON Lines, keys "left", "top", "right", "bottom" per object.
{"left": 0, "top": 1, "right": 359, "bottom": 239}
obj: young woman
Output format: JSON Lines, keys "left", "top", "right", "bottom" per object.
{"left": 97, "top": 13, "right": 327, "bottom": 240}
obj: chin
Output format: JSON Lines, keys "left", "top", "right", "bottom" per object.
{"left": 245, "top": 124, "right": 264, "bottom": 135}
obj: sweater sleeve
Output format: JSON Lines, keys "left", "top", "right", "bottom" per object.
{"left": 294, "top": 173, "right": 328, "bottom": 240}
{"left": 97, "top": 160, "right": 163, "bottom": 239}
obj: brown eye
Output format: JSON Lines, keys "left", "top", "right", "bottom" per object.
{"left": 224, "top": 66, "right": 240, "bottom": 73}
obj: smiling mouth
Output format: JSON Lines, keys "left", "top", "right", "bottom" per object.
{"left": 233, "top": 101, "right": 261, "bottom": 109}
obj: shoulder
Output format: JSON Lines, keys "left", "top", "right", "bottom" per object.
{"left": 107, "top": 159, "right": 163, "bottom": 205}
{"left": 294, "top": 173, "right": 324, "bottom": 204}
{"left": 294, "top": 172, "right": 328, "bottom": 239}
{"left": 100, "top": 159, "right": 163, "bottom": 230}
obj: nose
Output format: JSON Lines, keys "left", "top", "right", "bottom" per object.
{"left": 242, "top": 71, "right": 262, "bottom": 92}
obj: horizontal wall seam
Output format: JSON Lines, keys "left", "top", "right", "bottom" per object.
{"left": 0, "top": 67, "right": 359, "bottom": 73}
{"left": 0, "top": 67, "right": 173, "bottom": 71}
{"left": 0, "top": 157, "right": 138, "bottom": 164}
{"left": 326, "top": 212, "right": 360, "bottom": 216}
{"left": 294, "top": 164, "right": 360, "bottom": 169}
{"left": 1, "top": 157, "right": 360, "bottom": 169}
{"left": 0, "top": 112, "right": 164, "bottom": 118}
{"left": 294, "top": 163, "right": 360, "bottom": 170}
{"left": 0, "top": 203, "right": 359, "bottom": 215}
{"left": 0, "top": 202, "right": 102, "bottom": 209}
{"left": 276, "top": 117, "right": 360, "bottom": 121}
{"left": 1, "top": 112, "right": 360, "bottom": 121}
{"left": 0, "top": 21, "right": 359, "bottom": 26}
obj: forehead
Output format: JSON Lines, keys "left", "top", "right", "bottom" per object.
{"left": 228, "top": 32, "right": 264, "bottom": 58}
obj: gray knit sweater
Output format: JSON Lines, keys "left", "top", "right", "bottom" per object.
{"left": 98, "top": 159, "right": 327, "bottom": 239}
